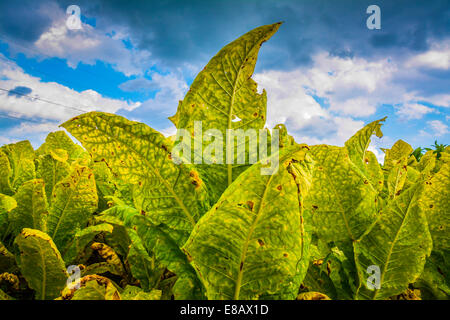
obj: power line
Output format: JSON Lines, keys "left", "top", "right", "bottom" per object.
{"left": 0, "top": 55, "right": 99, "bottom": 112}
{"left": 0, "top": 87, "right": 91, "bottom": 114}
{"left": 0, "top": 112, "right": 56, "bottom": 124}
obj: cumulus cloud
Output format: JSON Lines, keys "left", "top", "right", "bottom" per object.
{"left": 395, "top": 103, "right": 437, "bottom": 120}
{"left": 121, "top": 72, "right": 188, "bottom": 114}
{"left": 427, "top": 120, "right": 449, "bottom": 137}
{"left": 405, "top": 41, "right": 450, "bottom": 70}
{"left": 33, "top": 18, "right": 152, "bottom": 76}
{"left": 0, "top": 54, "right": 141, "bottom": 122}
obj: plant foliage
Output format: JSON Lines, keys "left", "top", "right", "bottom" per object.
{"left": 0, "top": 23, "right": 448, "bottom": 300}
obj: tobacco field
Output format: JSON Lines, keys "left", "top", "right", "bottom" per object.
{"left": 0, "top": 23, "right": 448, "bottom": 300}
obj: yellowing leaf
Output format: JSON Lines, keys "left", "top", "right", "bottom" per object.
{"left": 62, "top": 112, "right": 209, "bottom": 246}
{"left": 36, "top": 130, "right": 87, "bottom": 161}
{"left": 36, "top": 154, "right": 70, "bottom": 204}
{"left": 382, "top": 140, "right": 413, "bottom": 171}
{"left": 121, "top": 286, "right": 161, "bottom": 300}
{"left": 1, "top": 140, "right": 35, "bottom": 191}
{"left": 10, "top": 179, "right": 48, "bottom": 236}
{"left": 355, "top": 184, "right": 432, "bottom": 299}
{"left": 305, "top": 145, "right": 378, "bottom": 242}
{"left": 421, "top": 162, "right": 449, "bottom": 251}
{"left": 345, "top": 117, "right": 386, "bottom": 191}
{"left": 183, "top": 145, "right": 314, "bottom": 299}
{"left": 15, "top": 228, "right": 68, "bottom": 300}
{"left": 0, "top": 193, "right": 16, "bottom": 237}
{"left": 47, "top": 166, "right": 98, "bottom": 250}
{"left": 0, "top": 150, "right": 13, "bottom": 195}
{"left": 60, "top": 275, "right": 120, "bottom": 300}
{"left": 169, "top": 23, "right": 281, "bottom": 201}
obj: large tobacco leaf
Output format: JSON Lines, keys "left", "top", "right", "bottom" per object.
{"left": 0, "top": 150, "right": 13, "bottom": 195}
{"left": 47, "top": 165, "right": 98, "bottom": 250}
{"left": 135, "top": 216, "right": 205, "bottom": 299}
{"left": 60, "top": 275, "right": 121, "bottom": 300}
{"left": 0, "top": 194, "right": 16, "bottom": 238}
{"left": 15, "top": 228, "right": 68, "bottom": 300}
{"left": 345, "top": 117, "right": 385, "bottom": 191}
{"left": 1, "top": 140, "right": 35, "bottom": 192}
{"left": 354, "top": 183, "right": 432, "bottom": 299}
{"left": 35, "top": 152, "right": 71, "bottom": 204}
{"left": 9, "top": 179, "right": 48, "bottom": 236}
{"left": 36, "top": 130, "right": 88, "bottom": 161}
{"left": 420, "top": 161, "right": 449, "bottom": 251}
{"left": 62, "top": 112, "right": 209, "bottom": 246}
{"left": 414, "top": 251, "right": 450, "bottom": 299}
{"left": 305, "top": 145, "right": 378, "bottom": 242}
{"left": 382, "top": 140, "right": 413, "bottom": 171}
{"left": 96, "top": 205, "right": 203, "bottom": 299}
{"left": 169, "top": 23, "right": 281, "bottom": 202}
{"left": 62, "top": 223, "right": 114, "bottom": 264}
{"left": 183, "top": 144, "right": 314, "bottom": 299}
{"left": 126, "top": 229, "right": 164, "bottom": 292}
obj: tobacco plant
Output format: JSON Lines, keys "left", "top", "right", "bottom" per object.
{"left": 0, "top": 23, "right": 448, "bottom": 300}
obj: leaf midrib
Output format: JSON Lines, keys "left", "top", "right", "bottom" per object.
{"left": 75, "top": 118, "right": 197, "bottom": 227}
{"left": 226, "top": 33, "right": 271, "bottom": 186}
{"left": 372, "top": 192, "right": 415, "bottom": 299}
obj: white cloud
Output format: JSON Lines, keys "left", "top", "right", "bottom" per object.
{"left": 0, "top": 54, "right": 141, "bottom": 122}
{"left": 427, "top": 120, "right": 449, "bottom": 136}
{"left": 32, "top": 17, "right": 152, "bottom": 76}
{"left": 129, "top": 72, "right": 188, "bottom": 114}
{"left": 396, "top": 103, "right": 436, "bottom": 120}
{"left": 8, "top": 122, "right": 59, "bottom": 136}
{"left": 405, "top": 41, "right": 450, "bottom": 70}
{"left": 254, "top": 70, "right": 327, "bottom": 130}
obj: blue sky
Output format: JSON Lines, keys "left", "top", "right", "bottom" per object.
{"left": 0, "top": 0, "right": 448, "bottom": 161}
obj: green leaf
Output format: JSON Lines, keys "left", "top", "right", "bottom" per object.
{"left": 135, "top": 216, "right": 205, "bottom": 300}
{"left": 0, "top": 193, "right": 16, "bottom": 238}
{"left": 183, "top": 145, "right": 314, "bottom": 299}
{"left": 15, "top": 228, "right": 68, "bottom": 300}
{"left": 386, "top": 156, "right": 408, "bottom": 199}
{"left": 382, "top": 140, "right": 413, "bottom": 171}
{"left": 0, "top": 150, "right": 13, "bottom": 195}
{"left": 0, "top": 288, "right": 13, "bottom": 300}
{"left": 301, "top": 263, "right": 337, "bottom": 300}
{"left": 305, "top": 145, "right": 378, "bottom": 242}
{"left": 274, "top": 123, "right": 296, "bottom": 149}
{"left": 344, "top": 117, "right": 385, "bottom": 191}
{"left": 414, "top": 251, "right": 450, "bottom": 300}
{"left": 97, "top": 205, "right": 200, "bottom": 298}
{"left": 1, "top": 140, "right": 36, "bottom": 191}
{"left": 169, "top": 23, "right": 281, "bottom": 201}
{"left": 62, "top": 275, "right": 121, "bottom": 300}
{"left": 355, "top": 184, "right": 432, "bottom": 299}
{"left": 36, "top": 130, "right": 87, "bottom": 161}
{"left": 421, "top": 162, "right": 449, "bottom": 251}
{"left": 62, "top": 112, "right": 209, "bottom": 246}
{"left": 9, "top": 179, "right": 48, "bottom": 236}
{"left": 297, "top": 291, "right": 331, "bottom": 300}
{"left": 35, "top": 154, "right": 70, "bottom": 205}
{"left": 126, "top": 229, "right": 164, "bottom": 291}
{"left": 92, "top": 161, "right": 117, "bottom": 211}
{"left": 0, "top": 240, "right": 15, "bottom": 272}
{"left": 121, "top": 285, "right": 161, "bottom": 300}
{"left": 62, "top": 223, "right": 114, "bottom": 264}
{"left": 47, "top": 166, "right": 98, "bottom": 250}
